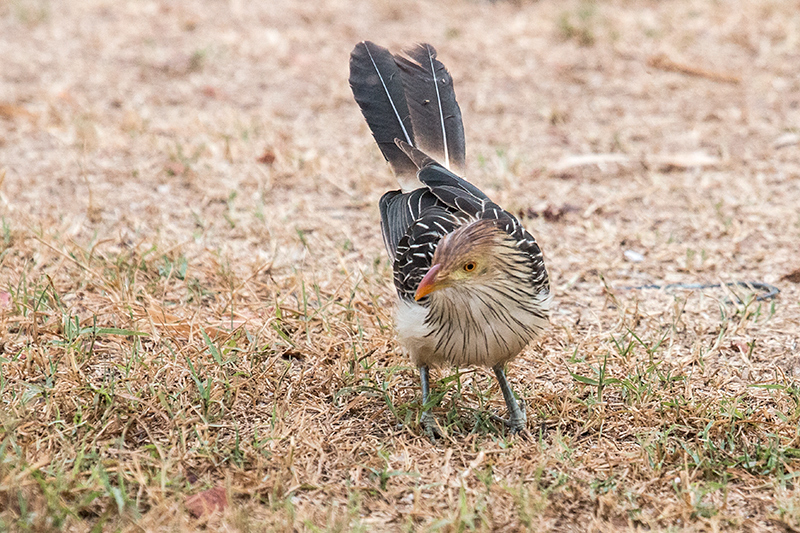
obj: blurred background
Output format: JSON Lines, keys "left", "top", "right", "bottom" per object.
{"left": 1, "top": 0, "right": 799, "bottom": 530}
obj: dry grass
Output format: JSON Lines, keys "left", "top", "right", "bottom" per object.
{"left": 1, "top": 0, "right": 799, "bottom": 530}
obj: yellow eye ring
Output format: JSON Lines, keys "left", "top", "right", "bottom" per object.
{"left": 463, "top": 261, "right": 476, "bottom": 272}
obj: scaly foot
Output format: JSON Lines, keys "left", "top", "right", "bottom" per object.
{"left": 420, "top": 410, "right": 443, "bottom": 438}
{"left": 490, "top": 398, "right": 527, "bottom": 433}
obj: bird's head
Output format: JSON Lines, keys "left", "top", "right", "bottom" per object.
{"left": 414, "top": 219, "right": 518, "bottom": 301}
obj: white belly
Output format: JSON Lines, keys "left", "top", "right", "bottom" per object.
{"left": 395, "top": 299, "right": 441, "bottom": 367}
{"left": 394, "top": 288, "right": 550, "bottom": 368}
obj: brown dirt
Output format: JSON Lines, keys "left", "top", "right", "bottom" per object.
{"left": 1, "top": 0, "right": 799, "bottom": 531}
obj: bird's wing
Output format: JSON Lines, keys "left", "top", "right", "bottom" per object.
{"left": 393, "top": 206, "right": 463, "bottom": 300}
{"left": 394, "top": 43, "right": 466, "bottom": 175}
{"left": 379, "top": 188, "right": 443, "bottom": 259}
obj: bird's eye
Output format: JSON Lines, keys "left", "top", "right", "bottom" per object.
{"left": 463, "top": 261, "right": 476, "bottom": 272}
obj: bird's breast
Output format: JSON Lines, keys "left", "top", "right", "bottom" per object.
{"left": 395, "top": 284, "right": 550, "bottom": 368}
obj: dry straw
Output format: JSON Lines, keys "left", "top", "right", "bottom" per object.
{"left": 0, "top": 0, "right": 799, "bottom": 530}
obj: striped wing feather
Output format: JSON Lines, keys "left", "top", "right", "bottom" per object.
{"left": 392, "top": 206, "right": 462, "bottom": 300}
{"left": 379, "top": 188, "right": 442, "bottom": 259}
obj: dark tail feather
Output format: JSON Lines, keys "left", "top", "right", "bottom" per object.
{"left": 395, "top": 43, "right": 466, "bottom": 175}
{"left": 395, "top": 139, "right": 438, "bottom": 170}
{"left": 349, "top": 41, "right": 419, "bottom": 180}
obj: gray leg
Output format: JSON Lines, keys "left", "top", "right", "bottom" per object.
{"left": 492, "top": 365, "right": 527, "bottom": 433}
{"left": 419, "top": 366, "right": 441, "bottom": 437}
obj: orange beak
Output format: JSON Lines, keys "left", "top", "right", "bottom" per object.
{"left": 414, "top": 264, "right": 443, "bottom": 301}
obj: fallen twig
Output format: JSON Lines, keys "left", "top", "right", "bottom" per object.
{"left": 648, "top": 53, "right": 741, "bottom": 84}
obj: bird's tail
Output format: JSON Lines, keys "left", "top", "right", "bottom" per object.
{"left": 349, "top": 41, "right": 466, "bottom": 191}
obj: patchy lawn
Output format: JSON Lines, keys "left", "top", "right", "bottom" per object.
{"left": 1, "top": 0, "right": 799, "bottom": 530}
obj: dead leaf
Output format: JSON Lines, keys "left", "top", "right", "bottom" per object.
{"left": 201, "top": 86, "right": 220, "bottom": 98}
{"left": 782, "top": 269, "right": 800, "bottom": 283}
{"left": 185, "top": 486, "right": 227, "bottom": 518}
{"left": 257, "top": 148, "right": 276, "bottom": 165}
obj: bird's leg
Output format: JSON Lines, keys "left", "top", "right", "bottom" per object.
{"left": 492, "top": 365, "right": 527, "bottom": 433}
{"left": 419, "top": 366, "right": 441, "bottom": 436}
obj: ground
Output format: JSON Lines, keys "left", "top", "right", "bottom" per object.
{"left": 1, "top": 0, "right": 800, "bottom": 531}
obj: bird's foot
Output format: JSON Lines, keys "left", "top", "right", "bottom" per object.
{"left": 490, "top": 399, "right": 527, "bottom": 434}
{"left": 420, "top": 410, "right": 444, "bottom": 439}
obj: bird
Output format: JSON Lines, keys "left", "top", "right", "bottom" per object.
{"left": 348, "top": 41, "right": 551, "bottom": 435}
